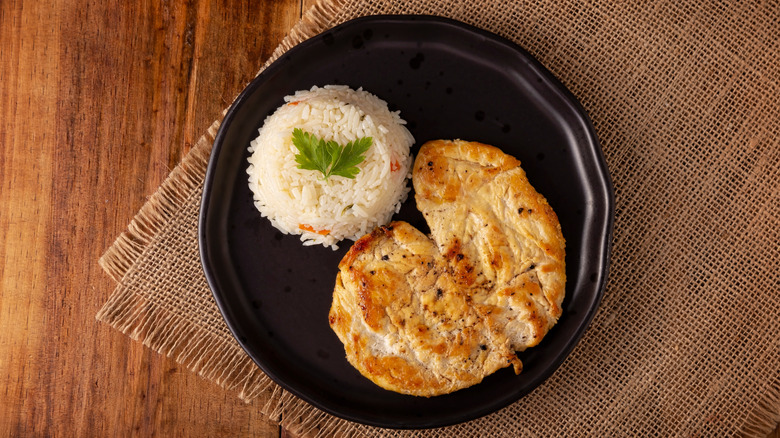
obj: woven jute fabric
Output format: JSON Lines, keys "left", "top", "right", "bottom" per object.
{"left": 97, "top": 0, "right": 780, "bottom": 436}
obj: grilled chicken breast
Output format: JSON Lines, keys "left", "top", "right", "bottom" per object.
{"left": 328, "top": 139, "right": 566, "bottom": 396}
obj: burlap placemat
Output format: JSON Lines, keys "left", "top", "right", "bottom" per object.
{"left": 97, "top": 0, "right": 780, "bottom": 436}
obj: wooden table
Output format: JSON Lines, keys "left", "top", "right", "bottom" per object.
{"left": 1, "top": 0, "right": 778, "bottom": 435}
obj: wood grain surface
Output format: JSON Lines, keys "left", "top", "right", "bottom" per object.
{"left": 0, "top": 0, "right": 777, "bottom": 436}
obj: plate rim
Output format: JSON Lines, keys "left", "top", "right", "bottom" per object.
{"left": 199, "top": 14, "right": 615, "bottom": 429}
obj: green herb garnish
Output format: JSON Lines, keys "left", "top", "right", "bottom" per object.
{"left": 292, "top": 128, "right": 372, "bottom": 181}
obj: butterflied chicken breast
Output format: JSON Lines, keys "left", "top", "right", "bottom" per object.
{"left": 328, "top": 139, "right": 566, "bottom": 397}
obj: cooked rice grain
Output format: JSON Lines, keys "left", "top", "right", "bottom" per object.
{"left": 246, "top": 85, "right": 414, "bottom": 249}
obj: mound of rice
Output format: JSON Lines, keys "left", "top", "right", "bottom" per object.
{"left": 247, "top": 85, "right": 415, "bottom": 249}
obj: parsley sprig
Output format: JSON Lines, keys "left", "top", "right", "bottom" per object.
{"left": 292, "top": 128, "right": 373, "bottom": 181}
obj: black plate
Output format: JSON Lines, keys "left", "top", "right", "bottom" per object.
{"left": 199, "top": 15, "right": 613, "bottom": 429}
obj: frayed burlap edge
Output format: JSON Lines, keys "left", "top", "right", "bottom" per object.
{"left": 95, "top": 117, "right": 274, "bottom": 401}
{"left": 741, "top": 378, "right": 780, "bottom": 438}
{"left": 97, "top": 119, "right": 218, "bottom": 283}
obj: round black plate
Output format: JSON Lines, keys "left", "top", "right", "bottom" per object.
{"left": 199, "top": 15, "right": 613, "bottom": 429}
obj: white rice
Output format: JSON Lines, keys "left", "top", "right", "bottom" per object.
{"left": 247, "top": 85, "right": 414, "bottom": 249}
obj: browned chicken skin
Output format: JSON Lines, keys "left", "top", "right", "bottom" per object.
{"left": 329, "top": 140, "right": 566, "bottom": 397}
